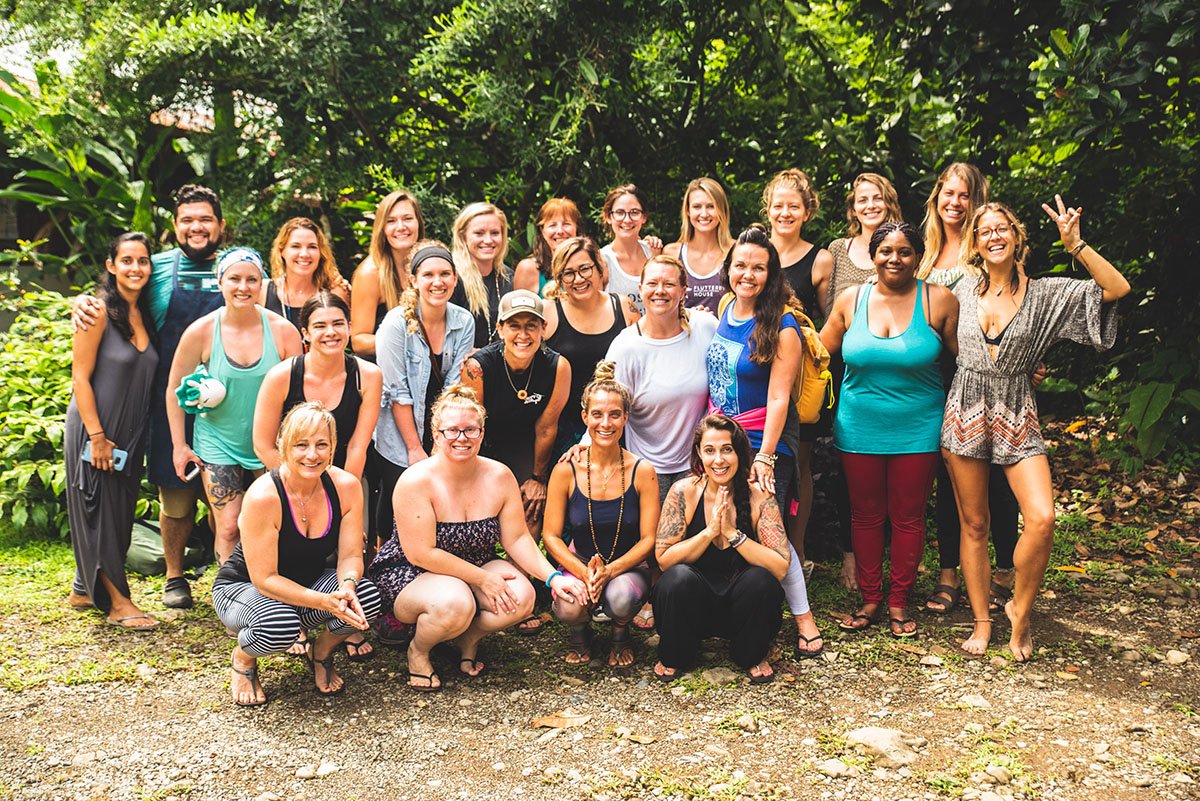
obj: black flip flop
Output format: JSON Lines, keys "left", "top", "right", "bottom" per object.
{"left": 795, "top": 632, "right": 825, "bottom": 659}
{"left": 889, "top": 617, "right": 918, "bottom": 639}
{"left": 232, "top": 665, "right": 269, "bottom": 707}
{"left": 838, "top": 611, "right": 879, "bottom": 633}
{"left": 407, "top": 671, "right": 442, "bottom": 693}
{"left": 924, "top": 583, "right": 961, "bottom": 615}
{"left": 340, "top": 636, "right": 377, "bottom": 663}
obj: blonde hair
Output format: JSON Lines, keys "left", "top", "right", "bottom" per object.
{"left": 369, "top": 189, "right": 426, "bottom": 310}
{"left": 277, "top": 401, "right": 337, "bottom": 470}
{"left": 677, "top": 177, "right": 733, "bottom": 255}
{"left": 964, "top": 203, "right": 1028, "bottom": 296}
{"left": 844, "top": 173, "right": 902, "bottom": 237}
{"left": 761, "top": 169, "right": 820, "bottom": 225}
{"left": 451, "top": 203, "right": 511, "bottom": 325}
{"left": 431, "top": 384, "right": 487, "bottom": 433}
{"left": 548, "top": 236, "right": 604, "bottom": 299}
{"left": 398, "top": 240, "right": 455, "bottom": 334}
{"left": 918, "top": 163, "right": 989, "bottom": 279}
{"left": 639, "top": 254, "right": 692, "bottom": 333}
{"left": 269, "top": 217, "right": 341, "bottom": 290}
{"left": 582, "top": 360, "right": 633, "bottom": 415}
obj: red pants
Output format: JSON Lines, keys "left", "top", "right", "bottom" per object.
{"left": 840, "top": 451, "right": 939, "bottom": 609}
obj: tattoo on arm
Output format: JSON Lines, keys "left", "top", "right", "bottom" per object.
{"left": 656, "top": 484, "right": 686, "bottom": 549}
{"left": 464, "top": 359, "right": 482, "bottom": 382}
{"left": 756, "top": 495, "right": 788, "bottom": 559}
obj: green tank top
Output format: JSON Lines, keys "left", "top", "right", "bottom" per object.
{"left": 194, "top": 309, "right": 281, "bottom": 468}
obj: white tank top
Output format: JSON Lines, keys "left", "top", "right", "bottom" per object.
{"left": 601, "top": 241, "right": 651, "bottom": 314}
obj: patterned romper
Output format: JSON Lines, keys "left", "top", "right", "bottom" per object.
{"left": 941, "top": 277, "right": 1118, "bottom": 464}
{"left": 367, "top": 516, "right": 502, "bottom": 615}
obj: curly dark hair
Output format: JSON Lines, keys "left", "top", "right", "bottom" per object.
{"left": 689, "top": 414, "right": 756, "bottom": 541}
{"left": 100, "top": 232, "right": 157, "bottom": 346}
{"left": 720, "top": 224, "right": 798, "bottom": 364}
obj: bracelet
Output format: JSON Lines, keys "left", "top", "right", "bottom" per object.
{"left": 341, "top": 576, "right": 358, "bottom": 588}
{"left": 544, "top": 569, "right": 563, "bottom": 588}
{"left": 728, "top": 530, "right": 748, "bottom": 549}
{"left": 531, "top": 472, "right": 549, "bottom": 484}
{"left": 1069, "top": 241, "right": 1088, "bottom": 257}
{"left": 753, "top": 453, "right": 777, "bottom": 468}
{"left": 88, "top": 430, "right": 106, "bottom": 439}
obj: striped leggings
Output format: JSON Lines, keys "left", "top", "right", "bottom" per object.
{"left": 212, "top": 569, "right": 383, "bottom": 658}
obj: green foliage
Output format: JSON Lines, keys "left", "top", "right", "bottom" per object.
{"left": 0, "top": 284, "right": 73, "bottom": 537}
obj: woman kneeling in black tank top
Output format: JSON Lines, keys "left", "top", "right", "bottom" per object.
{"left": 543, "top": 362, "right": 660, "bottom": 669}
{"left": 212, "top": 403, "right": 382, "bottom": 706}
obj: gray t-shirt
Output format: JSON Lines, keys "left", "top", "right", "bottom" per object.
{"left": 605, "top": 311, "right": 718, "bottom": 473}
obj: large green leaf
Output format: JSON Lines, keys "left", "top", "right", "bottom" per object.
{"left": 1125, "top": 382, "right": 1175, "bottom": 433}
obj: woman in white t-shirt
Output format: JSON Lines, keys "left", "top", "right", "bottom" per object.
{"left": 599, "top": 184, "right": 663, "bottom": 315}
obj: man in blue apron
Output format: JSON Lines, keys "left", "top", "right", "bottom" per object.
{"left": 73, "top": 185, "right": 226, "bottom": 608}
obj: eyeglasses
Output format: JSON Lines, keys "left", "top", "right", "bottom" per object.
{"left": 975, "top": 225, "right": 1013, "bottom": 240}
{"left": 560, "top": 265, "right": 595, "bottom": 283}
{"left": 437, "top": 427, "right": 482, "bottom": 440}
{"left": 610, "top": 209, "right": 644, "bottom": 221}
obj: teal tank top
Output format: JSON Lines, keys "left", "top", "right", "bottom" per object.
{"left": 834, "top": 280, "right": 945, "bottom": 454}
{"left": 194, "top": 309, "right": 281, "bottom": 468}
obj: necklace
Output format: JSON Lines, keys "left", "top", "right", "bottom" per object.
{"left": 586, "top": 445, "right": 625, "bottom": 564}
{"left": 503, "top": 352, "right": 535, "bottom": 401}
{"left": 284, "top": 475, "right": 321, "bottom": 528}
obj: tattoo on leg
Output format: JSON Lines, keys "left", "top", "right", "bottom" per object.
{"left": 203, "top": 463, "right": 245, "bottom": 510}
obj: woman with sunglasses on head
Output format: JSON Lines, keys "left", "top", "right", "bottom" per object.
{"left": 261, "top": 217, "right": 350, "bottom": 333}
{"left": 513, "top": 198, "right": 585, "bottom": 298}
{"left": 543, "top": 363, "right": 659, "bottom": 668}
{"left": 373, "top": 242, "right": 475, "bottom": 548}
{"left": 598, "top": 184, "right": 664, "bottom": 314}
{"left": 706, "top": 224, "right": 823, "bottom": 659}
{"left": 821, "top": 221, "right": 959, "bottom": 639}
{"left": 543, "top": 237, "right": 639, "bottom": 456}
{"left": 663, "top": 177, "right": 733, "bottom": 313}
{"left": 943, "top": 197, "right": 1128, "bottom": 661}
{"left": 367, "top": 385, "right": 589, "bottom": 691}
{"left": 653, "top": 415, "right": 790, "bottom": 683}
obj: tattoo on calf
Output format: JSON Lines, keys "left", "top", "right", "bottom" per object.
{"left": 203, "top": 463, "right": 246, "bottom": 510}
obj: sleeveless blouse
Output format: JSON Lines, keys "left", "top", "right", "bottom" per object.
{"left": 827, "top": 238, "right": 876, "bottom": 312}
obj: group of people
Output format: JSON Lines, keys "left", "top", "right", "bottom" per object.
{"left": 63, "top": 165, "right": 1129, "bottom": 706}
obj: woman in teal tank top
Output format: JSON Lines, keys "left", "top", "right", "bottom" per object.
{"left": 820, "top": 222, "right": 959, "bottom": 640}
{"left": 167, "top": 248, "right": 304, "bottom": 563}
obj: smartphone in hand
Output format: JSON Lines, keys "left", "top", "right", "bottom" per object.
{"left": 81, "top": 440, "right": 129, "bottom": 472}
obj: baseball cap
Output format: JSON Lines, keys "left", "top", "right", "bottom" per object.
{"left": 497, "top": 289, "right": 546, "bottom": 322}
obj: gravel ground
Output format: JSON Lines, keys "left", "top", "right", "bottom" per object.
{"left": 2, "top": 573, "right": 1197, "bottom": 801}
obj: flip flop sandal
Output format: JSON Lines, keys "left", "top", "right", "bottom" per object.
{"left": 748, "top": 667, "right": 776, "bottom": 684}
{"left": 407, "top": 671, "right": 442, "bottom": 693}
{"left": 459, "top": 656, "right": 487, "bottom": 677}
{"left": 308, "top": 649, "right": 345, "bottom": 697}
{"left": 108, "top": 614, "right": 160, "bottom": 631}
{"left": 654, "top": 664, "right": 679, "bottom": 683}
{"left": 631, "top": 606, "right": 655, "bottom": 631}
{"left": 231, "top": 665, "right": 269, "bottom": 707}
{"left": 837, "top": 611, "right": 879, "bottom": 633}
{"left": 516, "top": 612, "right": 551, "bottom": 637}
{"left": 924, "top": 583, "right": 962, "bottom": 615}
{"left": 340, "top": 636, "right": 377, "bottom": 663}
{"left": 794, "top": 632, "right": 825, "bottom": 660}
{"left": 564, "top": 625, "right": 593, "bottom": 665}
{"left": 608, "top": 626, "right": 636, "bottom": 670}
{"left": 889, "top": 617, "right": 918, "bottom": 639}
{"left": 288, "top": 630, "right": 311, "bottom": 657}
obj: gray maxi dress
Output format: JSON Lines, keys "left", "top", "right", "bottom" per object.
{"left": 942, "top": 276, "right": 1118, "bottom": 465}
{"left": 65, "top": 323, "right": 158, "bottom": 610}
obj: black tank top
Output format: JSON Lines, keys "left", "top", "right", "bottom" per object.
{"left": 281, "top": 354, "right": 362, "bottom": 469}
{"left": 566, "top": 459, "right": 643, "bottom": 562}
{"left": 685, "top": 486, "right": 750, "bottom": 581}
{"left": 546, "top": 294, "right": 627, "bottom": 440}
{"left": 781, "top": 246, "right": 819, "bottom": 319}
{"left": 472, "top": 340, "right": 561, "bottom": 481}
{"left": 264, "top": 281, "right": 305, "bottom": 332}
{"left": 214, "top": 469, "right": 342, "bottom": 588}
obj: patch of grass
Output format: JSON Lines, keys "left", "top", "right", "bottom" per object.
{"left": 1151, "top": 753, "right": 1200, "bottom": 778}
{"left": 588, "top": 766, "right": 780, "bottom": 801}
{"left": 1170, "top": 701, "right": 1195, "bottom": 717}
{"left": 713, "top": 709, "right": 782, "bottom": 734}
{"left": 925, "top": 772, "right": 965, "bottom": 795}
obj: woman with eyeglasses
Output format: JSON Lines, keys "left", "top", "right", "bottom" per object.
{"left": 367, "top": 385, "right": 588, "bottom": 691}
{"left": 598, "top": 184, "right": 663, "bottom": 314}
{"left": 943, "top": 197, "right": 1128, "bottom": 661}
{"left": 543, "top": 237, "right": 639, "bottom": 456}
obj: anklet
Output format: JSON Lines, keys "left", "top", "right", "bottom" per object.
{"left": 973, "top": 618, "right": 993, "bottom": 623}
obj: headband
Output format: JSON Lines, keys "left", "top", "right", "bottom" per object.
{"left": 409, "top": 245, "right": 455, "bottom": 275}
{"left": 215, "top": 247, "right": 266, "bottom": 279}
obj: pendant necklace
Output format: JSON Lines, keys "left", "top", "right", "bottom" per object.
{"left": 504, "top": 353, "right": 535, "bottom": 401}
{"left": 286, "top": 476, "right": 320, "bottom": 529}
{"left": 586, "top": 445, "right": 625, "bottom": 564}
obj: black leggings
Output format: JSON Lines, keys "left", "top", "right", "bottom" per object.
{"left": 653, "top": 564, "right": 783, "bottom": 669}
{"left": 374, "top": 457, "right": 406, "bottom": 547}
{"left": 933, "top": 462, "right": 1019, "bottom": 571}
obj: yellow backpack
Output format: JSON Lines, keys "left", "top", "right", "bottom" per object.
{"left": 717, "top": 292, "right": 834, "bottom": 424}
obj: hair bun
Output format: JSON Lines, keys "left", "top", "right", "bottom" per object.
{"left": 443, "top": 384, "right": 479, "bottom": 404}
{"left": 592, "top": 360, "right": 617, "bottom": 382}
{"left": 746, "top": 222, "right": 768, "bottom": 233}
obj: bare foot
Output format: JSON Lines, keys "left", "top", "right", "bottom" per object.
{"left": 961, "top": 619, "right": 992, "bottom": 656}
{"left": 1006, "top": 600, "right": 1034, "bottom": 662}
{"left": 653, "top": 661, "right": 678, "bottom": 680}
{"left": 839, "top": 552, "right": 859, "bottom": 590}
{"left": 67, "top": 591, "right": 93, "bottom": 609}
{"left": 231, "top": 649, "right": 267, "bottom": 706}
{"left": 748, "top": 658, "right": 775, "bottom": 683}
